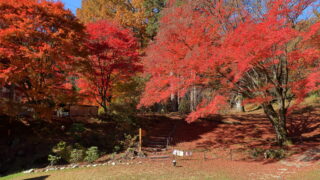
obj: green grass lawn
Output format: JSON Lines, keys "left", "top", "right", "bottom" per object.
{"left": 2, "top": 167, "right": 232, "bottom": 180}
{"left": 2, "top": 161, "right": 320, "bottom": 180}
{"left": 0, "top": 161, "right": 320, "bottom": 180}
{"left": 0, "top": 173, "right": 24, "bottom": 180}
{"left": 287, "top": 166, "right": 320, "bottom": 180}
{"left": 0, "top": 162, "right": 235, "bottom": 180}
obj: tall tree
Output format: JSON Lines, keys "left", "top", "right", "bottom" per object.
{"left": 76, "top": 0, "right": 149, "bottom": 46}
{"left": 143, "top": 0, "right": 166, "bottom": 40}
{"left": 0, "top": 0, "right": 87, "bottom": 119}
{"left": 79, "top": 20, "right": 142, "bottom": 113}
{"left": 139, "top": 0, "right": 224, "bottom": 110}
{"left": 139, "top": 0, "right": 320, "bottom": 146}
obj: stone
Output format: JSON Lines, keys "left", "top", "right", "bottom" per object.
{"left": 23, "top": 169, "right": 34, "bottom": 173}
{"left": 111, "top": 162, "right": 116, "bottom": 166}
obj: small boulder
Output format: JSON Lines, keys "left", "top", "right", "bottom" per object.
{"left": 23, "top": 169, "right": 34, "bottom": 174}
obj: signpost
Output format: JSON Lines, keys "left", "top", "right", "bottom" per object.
{"left": 139, "top": 128, "right": 142, "bottom": 152}
{"left": 138, "top": 128, "right": 146, "bottom": 152}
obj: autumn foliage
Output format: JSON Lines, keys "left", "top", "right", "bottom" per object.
{"left": 0, "top": 0, "right": 86, "bottom": 118}
{"left": 1, "top": 0, "right": 320, "bottom": 147}
{"left": 78, "top": 20, "right": 141, "bottom": 112}
{"left": 140, "top": 0, "right": 320, "bottom": 145}
{"left": 76, "top": 0, "right": 150, "bottom": 46}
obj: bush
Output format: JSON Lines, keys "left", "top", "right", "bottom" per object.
{"left": 110, "top": 152, "right": 116, "bottom": 160}
{"left": 120, "top": 134, "right": 138, "bottom": 151}
{"left": 264, "top": 149, "right": 286, "bottom": 159}
{"left": 70, "top": 149, "right": 84, "bottom": 163}
{"left": 249, "top": 148, "right": 265, "bottom": 158}
{"left": 49, "top": 142, "right": 100, "bottom": 164}
{"left": 113, "top": 145, "right": 121, "bottom": 153}
{"left": 52, "top": 141, "right": 72, "bottom": 162}
{"left": 249, "top": 148, "right": 287, "bottom": 159}
{"left": 48, "top": 154, "right": 61, "bottom": 166}
{"left": 84, "top": 146, "right": 99, "bottom": 163}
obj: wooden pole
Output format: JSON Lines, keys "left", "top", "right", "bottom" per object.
{"left": 139, "top": 128, "right": 142, "bottom": 152}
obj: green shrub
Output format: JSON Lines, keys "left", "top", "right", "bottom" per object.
{"left": 249, "top": 148, "right": 265, "bottom": 158}
{"left": 52, "top": 141, "right": 72, "bottom": 162}
{"left": 113, "top": 145, "right": 121, "bottom": 153}
{"left": 84, "top": 146, "right": 99, "bottom": 163}
{"left": 120, "top": 134, "right": 138, "bottom": 151}
{"left": 48, "top": 154, "right": 61, "bottom": 166}
{"left": 249, "top": 148, "right": 287, "bottom": 159}
{"left": 49, "top": 142, "right": 101, "bottom": 164}
{"left": 110, "top": 152, "right": 116, "bottom": 160}
{"left": 264, "top": 149, "right": 286, "bottom": 159}
{"left": 70, "top": 149, "right": 84, "bottom": 163}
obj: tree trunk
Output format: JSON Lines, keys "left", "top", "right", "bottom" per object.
{"left": 177, "top": 90, "right": 180, "bottom": 110}
{"left": 262, "top": 103, "right": 290, "bottom": 146}
{"left": 235, "top": 93, "right": 245, "bottom": 112}
{"left": 8, "top": 84, "right": 15, "bottom": 137}
{"left": 190, "top": 86, "right": 197, "bottom": 112}
{"left": 170, "top": 93, "right": 178, "bottom": 112}
{"left": 101, "top": 99, "right": 108, "bottom": 114}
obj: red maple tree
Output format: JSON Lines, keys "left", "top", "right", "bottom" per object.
{"left": 140, "top": 0, "right": 320, "bottom": 145}
{"left": 79, "top": 20, "right": 142, "bottom": 113}
{"left": 0, "top": 0, "right": 86, "bottom": 118}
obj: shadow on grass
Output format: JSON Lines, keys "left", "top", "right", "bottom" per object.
{"left": 163, "top": 106, "right": 320, "bottom": 163}
{"left": 24, "top": 175, "right": 50, "bottom": 180}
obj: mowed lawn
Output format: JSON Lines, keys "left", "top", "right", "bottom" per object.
{"left": 2, "top": 159, "right": 320, "bottom": 180}
{"left": 3, "top": 161, "right": 233, "bottom": 180}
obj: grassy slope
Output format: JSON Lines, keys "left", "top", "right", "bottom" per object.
{"left": 2, "top": 163, "right": 320, "bottom": 180}
{"left": 0, "top": 173, "right": 23, "bottom": 180}
{"left": 287, "top": 165, "right": 320, "bottom": 180}
{"left": 3, "top": 163, "right": 233, "bottom": 180}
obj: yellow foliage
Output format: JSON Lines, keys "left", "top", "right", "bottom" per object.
{"left": 77, "top": 0, "right": 148, "bottom": 45}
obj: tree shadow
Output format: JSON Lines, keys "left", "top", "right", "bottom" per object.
{"left": 288, "top": 106, "right": 320, "bottom": 141}
{"left": 170, "top": 115, "right": 223, "bottom": 146}
{"left": 24, "top": 175, "right": 50, "bottom": 180}
{"left": 172, "top": 113, "right": 275, "bottom": 149}
{"left": 165, "top": 107, "right": 320, "bottom": 163}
